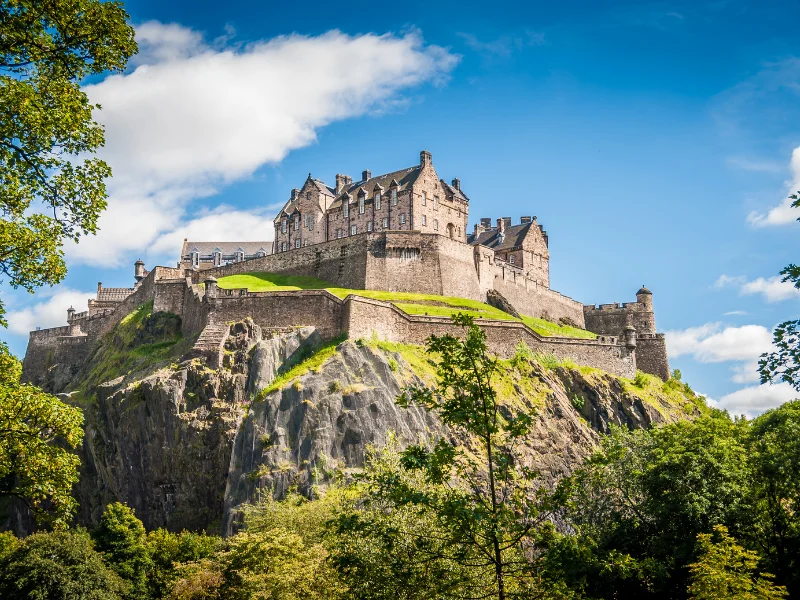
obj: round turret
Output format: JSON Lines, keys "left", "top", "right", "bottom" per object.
{"left": 636, "top": 285, "right": 653, "bottom": 311}
{"left": 67, "top": 306, "right": 75, "bottom": 323}
{"left": 134, "top": 259, "right": 146, "bottom": 282}
{"left": 624, "top": 325, "right": 637, "bottom": 349}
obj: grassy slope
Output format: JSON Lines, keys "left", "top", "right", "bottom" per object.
{"left": 217, "top": 272, "right": 596, "bottom": 339}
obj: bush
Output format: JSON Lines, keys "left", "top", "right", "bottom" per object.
{"left": 0, "top": 530, "right": 126, "bottom": 599}
{"left": 634, "top": 370, "right": 649, "bottom": 388}
{"left": 571, "top": 395, "right": 585, "bottom": 411}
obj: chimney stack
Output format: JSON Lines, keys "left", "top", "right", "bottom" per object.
{"left": 420, "top": 150, "right": 432, "bottom": 167}
{"left": 497, "top": 218, "right": 505, "bottom": 233}
{"left": 362, "top": 170, "right": 371, "bottom": 181}
{"left": 480, "top": 218, "right": 492, "bottom": 229}
{"left": 291, "top": 188, "right": 300, "bottom": 201}
{"left": 451, "top": 177, "right": 461, "bottom": 190}
{"left": 520, "top": 216, "right": 532, "bottom": 224}
{"left": 335, "top": 174, "right": 351, "bottom": 194}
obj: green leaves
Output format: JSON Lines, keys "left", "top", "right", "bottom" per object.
{"left": 0, "top": 342, "right": 83, "bottom": 527}
{"left": 0, "top": 0, "right": 136, "bottom": 324}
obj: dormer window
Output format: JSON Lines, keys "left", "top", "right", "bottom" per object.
{"left": 235, "top": 249, "right": 245, "bottom": 262}
{"left": 391, "top": 189, "right": 397, "bottom": 205}
{"left": 359, "top": 196, "right": 365, "bottom": 214}
{"left": 256, "top": 248, "right": 266, "bottom": 258}
{"left": 190, "top": 250, "right": 200, "bottom": 269}
{"left": 213, "top": 249, "right": 222, "bottom": 266}
{"left": 375, "top": 192, "right": 381, "bottom": 210}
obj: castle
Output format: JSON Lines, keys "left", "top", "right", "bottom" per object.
{"left": 21, "top": 150, "right": 670, "bottom": 385}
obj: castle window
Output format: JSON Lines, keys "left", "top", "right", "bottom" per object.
{"left": 282, "top": 218, "right": 287, "bottom": 233}
{"left": 294, "top": 215, "right": 300, "bottom": 230}
{"left": 422, "top": 191, "right": 427, "bottom": 206}
{"left": 374, "top": 192, "right": 381, "bottom": 210}
{"left": 213, "top": 250, "right": 222, "bottom": 266}
{"left": 235, "top": 249, "right": 244, "bottom": 262}
{"left": 367, "top": 220, "right": 373, "bottom": 232}
{"left": 306, "top": 191, "right": 311, "bottom": 200}
{"left": 191, "top": 251, "right": 199, "bottom": 269}
{"left": 256, "top": 249, "right": 266, "bottom": 258}
{"left": 337, "top": 229, "right": 343, "bottom": 239}
{"left": 509, "top": 255, "right": 515, "bottom": 265}
{"left": 433, "top": 195, "right": 439, "bottom": 210}
{"left": 303, "top": 239, "right": 308, "bottom": 247}
{"left": 422, "top": 215, "right": 427, "bottom": 226}
{"left": 359, "top": 196, "right": 365, "bottom": 214}
{"left": 295, "top": 238, "right": 301, "bottom": 248}
{"left": 433, "top": 219, "right": 438, "bottom": 231}
{"left": 350, "top": 225, "right": 357, "bottom": 236}
{"left": 344, "top": 201, "right": 349, "bottom": 218}
{"left": 382, "top": 217, "right": 388, "bottom": 228}
{"left": 400, "top": 213, "right": 406, "bottom": 225}
{"left": 281, "top": 242, "right": 287, "bottom": 252}
{"left": 391, "top": 189, "right": 397, "bottom": 205}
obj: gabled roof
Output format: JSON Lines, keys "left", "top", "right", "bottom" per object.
{"left": 329, "top": 166, "right": 422, "bottom": 209}
{"left": 441, "top": 180, "right": 469, "bottom": 202}
{"left": 310, "top": 178, "right": 335, "bottom": 196}
{"left": 467, "top": 222, "right": 537, "bottom": 252}
{"left": 181, "top": 241, "right": 272, "bottom": 258}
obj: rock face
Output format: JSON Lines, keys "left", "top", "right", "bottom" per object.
{"left": 31, "top": 317, "right": 701, "bottom": 536}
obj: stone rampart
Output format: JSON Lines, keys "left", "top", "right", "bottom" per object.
{"left": 634, "top": 334, "right": 670, "bottom": 381}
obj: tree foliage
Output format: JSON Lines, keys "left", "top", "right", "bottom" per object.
{"left": 0, "top": 0, "right": 136, "bottom": 324}
{"left": 0, "top": 529, "right": 126, "bottom": 599}
{"left": 688, "top": 525, "right": 787, "bottom": 600}
{"left": 0, "top": 342, "right": 83, "bottom": 526}
{"left": 759, "top": 192, "right": 800, "bottom": 390}
{"left": 93, "top": 502, "right": 153, "bottom": 598}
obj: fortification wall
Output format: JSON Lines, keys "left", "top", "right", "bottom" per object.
{"left": 181, "top": 279, "right": 208, "bottom": 338}
{"left": 635, "top": 334, "right": 670, "bottom": 380}
{"left": 205, "top": 289, "right": 345, "bottom": 340}
{"left": 153, "top": 279, "right": 186, "bottom": 315}
{"left": 343, "top": 296, "right": 635, "bottom": 378}
{"left": 584, "top": 302, "right": 655, "bottom": 336}
{"left": 200, "top": 235, "right": 371, "bottom": 291}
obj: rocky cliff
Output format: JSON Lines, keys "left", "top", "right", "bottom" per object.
{"left": 37, "top": 306, "right": 705, "bottom": 535}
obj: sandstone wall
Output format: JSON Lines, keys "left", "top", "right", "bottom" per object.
{"left": 634, "top": 334, "right": 670, "bottom": 380}
{"left": 584, "top": 302, "right": 656, "bottom": 336}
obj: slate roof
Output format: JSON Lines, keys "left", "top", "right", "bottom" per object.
{"left": 97, "top": 287, "right": 133, "bottom": 302}
{"left": 181, "top": 241, "right": 272, "bottom": 258}
{"left": 441, "top": 180, "right": 469, "bottom": 202}
{"left": 328, "top": 166, "right": 422, "bottom": 209}
{"left": 467, "top": 222, "right": 534, "bottom": 251}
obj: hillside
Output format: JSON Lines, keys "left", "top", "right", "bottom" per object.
{"left": 41, "top": 303, "right": 705, "bottom": 534}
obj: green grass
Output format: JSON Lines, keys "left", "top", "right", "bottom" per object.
{"left": 257, "top": 335, "right": 347, "bottom": 397}
{"left": 217, "top": 271, "right": 597, "bottom": 340}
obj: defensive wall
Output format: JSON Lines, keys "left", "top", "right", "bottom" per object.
{"left": 196, "top": 230, "right": 586, "bottom": 327}
{"left": 22, "top": 264, "right": 649, "bottom": 385}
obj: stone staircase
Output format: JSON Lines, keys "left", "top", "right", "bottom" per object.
{"left": 189, "top": 323, "right": 229, "bottom": 368}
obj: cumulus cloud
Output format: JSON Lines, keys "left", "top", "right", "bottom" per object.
{"left": 666, "top": 322, "right": 774, "bottom": 363}
{"left": 714, "top": 273, "right": 800, "bottom": 302}
{"left": 748, "top": 146, "right": 800, "bottom": 227}
{"left": 68, "top": 23, "right": 459, "bottom": 267}
{"left": 6, "top": 288, "right": 95, "bottom": 335}
{"left": 711, "top": 382, "right": 799, "bottom": 418}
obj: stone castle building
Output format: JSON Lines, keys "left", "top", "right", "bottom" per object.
{"left": 22, "top": 150, "right": 671, "bottom": 386}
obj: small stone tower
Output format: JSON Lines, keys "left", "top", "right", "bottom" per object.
{"left": 134, "top": 259, "right": 146, "bottom": 283}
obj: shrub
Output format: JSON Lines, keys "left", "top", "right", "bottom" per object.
{"left": 571, "top": 395, "right": 585, "bottom": 411}
{"left": 634, "top": 370, "right": 649, "bottom": 388}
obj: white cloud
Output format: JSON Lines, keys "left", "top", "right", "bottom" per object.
{"left": 6, "top": 288, "right": 94, "bottom": 335}
{"left": 748, "top": 146, "right": 800, "bottom": 227}
{"left": 68, "top": 23, "right": 459, "bottom": 267}
{"left": 714, "top": 273, "right": 800, "bottom": 302}
{"left": 711, "top": 382, "right": 799, "bottom": 417}
{"left": 723, "top": 310, "right": 748, "bottom": 316}
{"left": 665, "top": 322, "right": 774, "bottom": 363}
{"left": 149, "top": 207, "right": 277, "bottom": 262}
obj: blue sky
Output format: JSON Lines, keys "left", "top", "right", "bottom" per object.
{"left": 5, "top": 0, "right": 800, "bottom": 415}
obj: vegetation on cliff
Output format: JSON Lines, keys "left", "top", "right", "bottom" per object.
{"left": 217, "top": 271, "right": 597, "bottom": 339}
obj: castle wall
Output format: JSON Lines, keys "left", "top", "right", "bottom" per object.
{"left": 206, "top": 290, "right": 345, "bottom": 340}
{"left": 153, "top": 279, "right": 187, "bottom": 315}
{"left": 583, "top": 302, "right": 655, "bottom": 336}
{"left": 344, "top": 296, "right": 635, "bottom": 378}
{"left": 634, "top": 334, "right": 670, "bottom": 380}
{"left": 181, "top": 280, "right": 209, "bottom": 338}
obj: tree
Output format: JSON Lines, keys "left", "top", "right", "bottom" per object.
{"left": 0, "top": 529, "right": 126, "bottom": 599}
{"left": 386, "top": 314, "right": 557, "bottom": 599}
{"left": 759, "top": 192, "right": 800, "bottom": 390}
{"left": 0, "top": 0, "right": 137, "bottom": 324}
{"left": 0, "top": 342, "right": 83, "bottom": 526}
{"left": 93, "top": 503, "right": 152, "bottom": 598}
{"left": 146, "top": 528, "right": 222, "bottom": 600}
{"left": 746, "top": 401, "right": 800, "bottom": 594}
{"left": 688, "top": 525, "right": 786, "bottom": 600}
